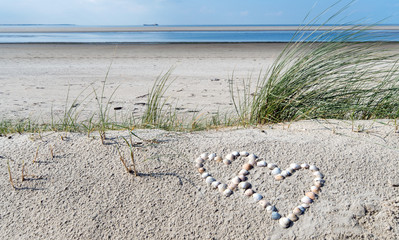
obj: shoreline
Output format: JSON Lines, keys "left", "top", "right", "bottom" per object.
{"left": 1, "top": 25, "right": 399, "bottom": 33}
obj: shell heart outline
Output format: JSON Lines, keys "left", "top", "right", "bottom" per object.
{"left": 195, "top": 152, "right": 325, "bottom": 229}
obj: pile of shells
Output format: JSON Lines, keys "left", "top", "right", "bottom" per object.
{"left": 195, "top": 151, "right": 325, "bottom": 229}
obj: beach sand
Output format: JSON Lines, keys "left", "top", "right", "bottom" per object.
{"left": 1, "top": 43, "right": 399, "bottom": 239}
{"left": 1, "top": 120, "right": 399, "bottom": 239}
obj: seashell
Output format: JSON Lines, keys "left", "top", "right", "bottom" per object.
{"left": 252, "top": 193, "right": 263, "bottom": 202}
{"left": 215, "top": 156, "right": 223, "bottom": 162}
{"left": 242, "top": 163, "right": 253, "bottom": 171}
{"left": 223, "top": 159, "right": 232, "bottom": 165}
{"left": 301, "top": 196, "right": 313, "bottom": 204}
{"left": 288, "top": 213, "right": 299, "bottom": 222}
{"left": 286, "top": 167, "right": 295, "bottom": 174}
{"left": 314, "top": 178, "right": 325, "bottom": 187}
{"left": 313, "top": 171, "right": 324, "bottom": 178}
{"left": 201, "top": 172, "right": 210, "bottom": 179}
{"left": 257, "top": 160, "right": 267, "bottom": 167}
{"left": 206, "top": 176, "right": 216, "bottom": 185}
{"left": 239, "top": 151, "right": 249, "bottom": 157}
{"left": 232, "top": 151, "right": 240, "bottom": 157}
{"left": 208, "top": 153, "right": 217, "bottom": 161}
{"left": 293, "top": 206, "right": 305, "bottom": 215}
{"left": 279, "top": 217, "right": 292, "bottom": 228}
{"left": 198, "top": 168, "right": 205, "bottom": 174}
{"left": 271, "top": 167, "right": 281, "bottom": 175}
{"left": 238, "top": 181, "right": 251, "bottom": 190}
{"left": 301, "top": 163, "right": 310, "bottom": 169}
{"left": 232, "top": 176, "right": 241, "bottom": 184}
{"left": 239, "top": 169, "right": 249, "bottom": 176}
{"left": 238, "top": 175, "right": 247, "bottom": 181}
{"left": 311, "top": 186, "right": 320, "bottom": 194}
{"left": 266, "top": 205, "right": 277, "bottom": 212}
{"left": 281, "top": 170, "right": 288, "bottom": 178}
{"left": 301, "top": 203, "right": 310, "bottom": 209}
{"left": 196, "top": 157, "right": 205, "bottom": 164}
{"left": 200, "top": 153, "right": 208, "bottom": 160}
{"left": 218, "top": 183, "right": 227, "bottom": 193}
{"left": 223, "top": 189, "right": 233, "bottom": 197}
{"left": 305, "top": 192, "right": 317, "bottom": 200}
{"left": 225, "top": 153, "right": 236, "bottom": 161}
{"left": 285, "top": 169, "right": 292, "bottom": 177}
{"left": 259, "top": 199, "right": 271, "bottom": 208}
{"left": 290, "top": 163, "right": 301, "bottom": 170}
{"left": 268, "top": 163, "right": 278, "bottom": 170}
{"left": 211, "top": 181, "right": 220, "bottom": 189}
{"left": 196, "top": 163, "right": 203, "bottom": 168}
{"left": 271, "top": 211, "right": 281, "bottom": 220}
{"left": 309, "top": 165, "right": 319, "bottom": 172}
{"left": 244, "top": 189, "right": 254, "bottom": 197}
{"left": 248, "top": 158, "right": 257, "bottom": 167}
{"left": 248, "top": 153, "right": 258, "bottom": 161}
{"left": 275, "top": 174, "right": 285, "bottom": 181}
{"left": 228, "top": 183, "right": 238, "bottom": 190}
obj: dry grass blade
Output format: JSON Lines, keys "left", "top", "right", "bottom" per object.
{"left": 7, "top": 160, "right": 16, "bottom": 189}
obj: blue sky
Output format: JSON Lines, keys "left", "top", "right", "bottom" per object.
{"left": 0, "top": 0, "right": 398, "bottom": 25}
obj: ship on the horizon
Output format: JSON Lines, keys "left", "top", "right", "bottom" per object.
{"left": 143, "top": 24, "right": 158, "bottom": 26}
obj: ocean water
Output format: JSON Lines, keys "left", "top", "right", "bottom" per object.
{"left": 0, "top": 25, "right": 398, "bottom": 43}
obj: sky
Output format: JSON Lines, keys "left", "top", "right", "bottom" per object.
{"left": 0, "top": 0, "right": 398, "bottom": 26}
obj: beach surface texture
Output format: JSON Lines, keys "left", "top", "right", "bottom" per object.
{"left": 1, "top": 43, "right": 399, "bottom": 239}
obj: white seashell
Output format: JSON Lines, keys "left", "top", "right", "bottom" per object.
{"left": 266, "top": 205, "right": 276, "bottom": 212}
{"left": 301, "top": 163, "right": 310, "bottom": 169}
{"left": 279, "top": 217, "right": 292, "bottom": 228}
{"left": 311, "top": 186, "right": 320, "bottom": 194}
{"left": 208, "top": 153, "right": 217, "bottom": 161}
{"left": 268, "top": 163, "right": 278, "bottom": 170}
{"left": 301, "top": 203, "right": 310, "bottom": 209}
{"left": 206, "top": 176, "right": 216, "bottom": 185}
{"left": 232, "top": 176, "right": 241, "bottom": 184}
{"left": 200, "top": 153, "right": 208, "bottom": 160}
{"left": 223, "top": 159, "right": 232, "bottom": 165}
{"left": 225, "top": 153, "right": 236, "bottom": 161}
{"left": 288, "top": 213, "right": 299, "bottom": 222}
{"left": 195, "top": 163, "right": 203, "bottom": 168}
{"left": 248, "top": 158, "right": 257, "bottom": 167}
{"left": 306, "top": 192, "right": 317, "bottom": 200}
{"left": 293, "top": 206, "right": 305, "bottom": 215}
{"left": 257, "top": 160, "right": 267, "bottom": 167}
{"left": 271, "top": 167, "right": 281, "bottom": 175}
{"left": 232, "top": 151, "right": 240, "bottom": 157}
{"left": 215, "top": 156, "right": 223, "bottom": 162}
{"left": 285, "top": 169, "right": 292, "bottom": 176}
{"left": 239, "top": 151, "right": 249, "bottom": 157}
{"left": 238, "top": 181, "right": 251, "bottom": 190}
{"left": 309, "top": 165, "right": 319, "bottom": 172}
{"left": 196, "top": 157, "right": 205, "bottom": 164}
{"left": 239, "top": 169, "right": 249, "bottom": 176}
{"left": 301, "top": 196, "right": 313, "bottom": 204}
{"left": 218, "top": 183, "right": 227, "bottom": 193}
{"left": 313, "top": 171, "right": 324, "bottom": 178}
{"left": 281, "top": 170, "right": 288, "bottom": 177}
{"left": 238, "top": 175, "right": 247, "bottom": 181}
{"left": 314, "top": 178, "right": 325, "bottom": 187}
{"left": 290, "top": 163, "right": 301, "bottom": 170}
{"left": 228, "top": 183, "right": 238, "bottom": 190}
{"left": 223, "top": 189, "right": 233, "bottom": 197}
{"left": 211, "top": 181, "right": 220, "bottom": 189}
{"left": 252, "top": 193, "right": 263, "bottom": 202}
{"left": 248, "top": 153, "right": 258, "bottom": 161}
{"left": 258, "top": 199, "right": 270, "bottom": 208}
{"left": 286, "top": 167, "right": 295, "bottom": 174}
{"left": 201, "top": 172, "right": 210, "bottom": 179}
{"left": 244, "top": 189, "right": 254, "bottom": 197}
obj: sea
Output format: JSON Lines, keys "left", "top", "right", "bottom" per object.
{"left": 0, "top": 24, "right": 398, "bottom": 43}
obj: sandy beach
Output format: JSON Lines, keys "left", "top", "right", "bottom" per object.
{"left": 1, "top": 43, "right": 399, "bottom": 239}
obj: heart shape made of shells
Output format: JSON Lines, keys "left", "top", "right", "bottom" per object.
{"left": 195, "top": 151, "right": 325, "bottom": 229}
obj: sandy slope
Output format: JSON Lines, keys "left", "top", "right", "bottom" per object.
{"left": 1, "top": 120, "right": 398, "bottom": 239}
